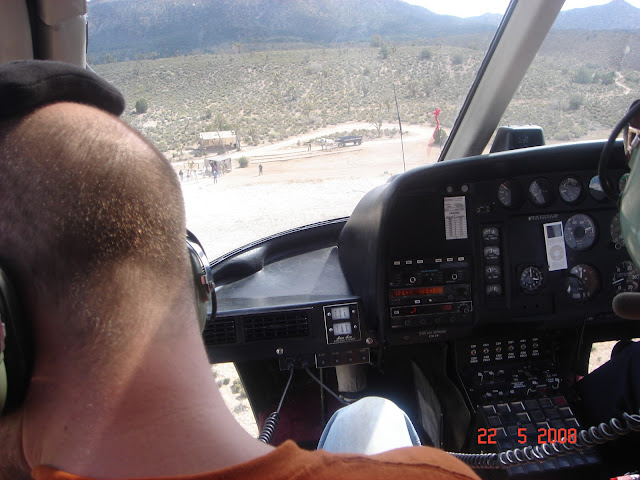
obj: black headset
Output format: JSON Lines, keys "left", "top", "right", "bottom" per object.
{"left": 0, "top": 60, "right": 215, "bottom": 416}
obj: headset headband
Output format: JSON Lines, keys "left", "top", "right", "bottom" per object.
{"left": 0, "top": 60, "right": 125, "bottom": 119}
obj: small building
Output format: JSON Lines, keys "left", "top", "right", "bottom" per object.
{"left": 199, "top": 131, "right": 238, "bottom": 152}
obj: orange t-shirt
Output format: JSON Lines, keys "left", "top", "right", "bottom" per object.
{"left": 32, "top": 440, "right": 480, "bottom": 480}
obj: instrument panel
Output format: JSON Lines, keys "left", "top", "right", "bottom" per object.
{"left": 339, "top": 139, "right": 636, "bottom": 348}
{"left": 208, "top": 140, "right": 637, "bottom": 364}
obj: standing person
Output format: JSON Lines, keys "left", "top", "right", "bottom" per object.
{"left": 259, "top": 163, "right": 263, "bottom": 176}
{"left": 213, "top": 166, "right": 218, "bottom": 184}
{"left": 0, "top": 61, "right": 480, "bottom": 480}
{"left": 179, "top": 169, "right": 184, "bottom": 182}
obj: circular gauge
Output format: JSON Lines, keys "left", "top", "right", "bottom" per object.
{"left": 559, "top": 177, "right": 583, "bottom": 204}
{"left": 610, "top": 213, "right": 624, "bottom": 247}
{"left": 528, "top": 178, "right": 554, "bottom": 207}
{"left": 520, "top": 266, "right": 544, "bottom": 293}
{"left": 619, "top": 173, "right": 630, "bottom": 194}
{"left": 589, "top": 176, "right": 607, "bottom": 201}
{"left": 484, "top": 246, "right": 501, "bottom": 262}
{"left": 566, "top": 264, "right": 600, "bottom": 301}
{"left": 497, "top": 180, "right": 522, "bottom": 209}
{"left": 612, "top": 260, "right": 640, "bottom": 293}
{"left": 564, "top": 214, "right": 597, "bottom": 251}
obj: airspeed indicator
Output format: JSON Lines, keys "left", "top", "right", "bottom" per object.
{"left": 564, "top": 214, "right": 597, "bottom": 251}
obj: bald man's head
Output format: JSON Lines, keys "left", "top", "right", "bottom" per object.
{"left": 0, "top": 102, "right": 191, "bottom": 349}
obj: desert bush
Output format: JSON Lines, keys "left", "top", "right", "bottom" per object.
{"left": 568, "top": 94, "right": 584, "bottom": 111}
{"left": 237, "top": 156, "right": 249, "bottom": 168}
{"left": 135, "top": 98, "right": 148, "bottom": 113}
{"left": 573, "top": 66, "right": 593, "bottom": 84}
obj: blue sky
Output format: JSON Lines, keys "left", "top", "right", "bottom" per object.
{"left": 403, "top": 0, "right": 640, "bottom": 17}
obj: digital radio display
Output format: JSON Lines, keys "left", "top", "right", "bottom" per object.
{"left": 391, "top": 286, "right": 444, "bottom": 298}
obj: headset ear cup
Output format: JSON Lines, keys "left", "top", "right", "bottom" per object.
{"left": 186, "top": 231, "right": 216, "bottom": 334}
{"left": 188, "top": 247, "right": 209, "bottom": 333}
{"left": 0, "top": 267, "right": 33, "bottom": 416}
{"left": 0, "top": 355, "right": 7, "bottom": 414}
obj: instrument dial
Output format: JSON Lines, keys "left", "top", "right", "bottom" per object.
{"left": 589, "top": 176, "right": 607, "bottom": 201}
{"left": 610, "top": 213, "right": 624, "bottom": 247}
{"left": 566, "top": 264, "right": 600, "bottom": 301}
{"left": 564, "top": 214, "right": 597, "bottom": 251}
{"left": 520, "top": 266, "right": 544, "bottom": 293}
{"left": 559, "top": 176, "right": 583, "bottom": 204}
{"left": 483, "top": 246, "right": 501, "bottom": 262}
{"left": 528, "top": 178, "right": 554, "bottom": 207}
{"left": 497, "top": 180, "right": 523, "bottom": 209}
{"left": 612, "top": 260, "right": 639, "bottom": 293}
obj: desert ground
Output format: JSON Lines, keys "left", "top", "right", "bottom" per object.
{"left": 178, "top": 123, "right": 624, "bottom": 437}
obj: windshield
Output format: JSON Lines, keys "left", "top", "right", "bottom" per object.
{"left": 87, "top": 0, "right": 640, "bottom": 259}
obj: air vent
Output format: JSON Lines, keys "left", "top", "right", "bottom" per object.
{"left": 244, "top": 310, "right": 310, "bottom": 341}
{"left": 203, "top": 317, "right": 236, "bottom": 345}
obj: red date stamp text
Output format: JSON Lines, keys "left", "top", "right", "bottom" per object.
{"left": 477, "top": 427, "right": 577, "bottom": 445}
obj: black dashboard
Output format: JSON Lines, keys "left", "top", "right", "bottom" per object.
{"left": 204, "top": 139, "right": 640, "bottom": 477}
{"left": 205, "top": 139, "right": 636, "bottom": 367}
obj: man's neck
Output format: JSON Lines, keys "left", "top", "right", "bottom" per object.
{"left": 22, "top": 314, "right": 273, "bottom": 478}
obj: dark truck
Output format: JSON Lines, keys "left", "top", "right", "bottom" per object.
{"left": 337, "top": 135, "right": 362, "bottom": 147}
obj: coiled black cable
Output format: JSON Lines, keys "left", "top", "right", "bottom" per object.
{"left": 257, "top": 365, "right": 295, "bottom": 443}
{"left": 448, "top": 409, "right": 640, "bottom": 469}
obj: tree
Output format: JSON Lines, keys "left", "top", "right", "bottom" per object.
{"left": 379, "top": 45, "right": 392, "bottom": 60}
{"left": 370, "top": 34, "right": 383, "bottom": 48}
{"left": 135, "top": 98, "right": 148, "bottom": 114}
{"left": 568, "top": 95, "right": 584, "bottom": 111}
{"left": 420, "top": 48, "right": 432, "bottom": 61}
{"left": 573, "top": 66, "right": 593, "bottom": 84}
{"left": 369, "top": 110, "right": 384, "bottom": 137}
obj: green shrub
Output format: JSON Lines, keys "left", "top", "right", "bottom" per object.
{"left": 135, "top": 98, "right": 148, "bottom": 114}
{"left": 568, "top": 94, "right": 584, "bottom": 111}
{"left": 573, "top": 66, "right": 593, "bottom": 84}
{"left": 237, "top": 156, "right": 249, "bottom": 168}
{"left": 420, "top": 48, "right": 432, "bottom": 61}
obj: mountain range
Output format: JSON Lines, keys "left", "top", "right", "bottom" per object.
{"left": 86, "top": 0, "right": 640, "bottom": 62}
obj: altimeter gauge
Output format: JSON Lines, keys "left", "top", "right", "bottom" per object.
{"left": 612, "top": 260, "right": 640, "bottom": 294}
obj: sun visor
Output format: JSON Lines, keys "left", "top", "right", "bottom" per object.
{"left": 34, "top": 0, "right": 88, "bottom": 67}
{"left": 38, "top": 0, "right": 87, "bottom": 26}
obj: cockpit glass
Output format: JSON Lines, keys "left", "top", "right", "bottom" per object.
{"left": 498, "top": 1, "right": 640, "bottom": 150}
{"left": 86, "top": 0, "right": 639, "bottom": 259}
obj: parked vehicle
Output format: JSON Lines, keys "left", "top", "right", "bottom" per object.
{"left": 337, "top": 135, "right": 363, "bottom": 147}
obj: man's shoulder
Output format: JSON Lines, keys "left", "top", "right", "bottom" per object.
{"left": 31, "top": 442, "right": 479, "bottom": 480}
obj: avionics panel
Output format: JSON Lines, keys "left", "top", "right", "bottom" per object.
{"left": 373, "top": 144, "right": 634, "bottom": 347}
{"left": 385, "top": 192, "right": 475, "bottom": 344}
